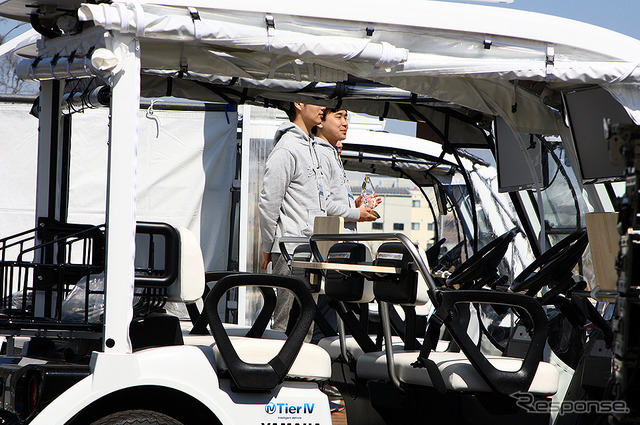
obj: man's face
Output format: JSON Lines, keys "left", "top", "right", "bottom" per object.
{"left": 319, "top": 110, "right": 348, "bottom": 146}
{"left": 299, "top": 104, "right": 326, "bottom": 127}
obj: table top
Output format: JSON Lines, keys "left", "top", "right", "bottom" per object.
{"left": 291, "top": 261, "right": 401, "bottom": 275}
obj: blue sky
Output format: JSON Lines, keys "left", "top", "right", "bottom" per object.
{"left": 443, "top": 0, "right": 640, "bottom": 39}
{"left": 0, "top": 19, "right": 27, "bottom": 38}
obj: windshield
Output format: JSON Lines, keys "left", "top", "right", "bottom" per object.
{"left": 464, "top": 154, "right": 535, "bottom": 280}
{"left": 507, "top": 135, "right": 594, "bottom": 283}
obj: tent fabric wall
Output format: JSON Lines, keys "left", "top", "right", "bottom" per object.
{"left": 0, "top": 103, "right": 38, "bottom": 240}
{"left": 0, "top": 101, "right": 238, "bottom": 272}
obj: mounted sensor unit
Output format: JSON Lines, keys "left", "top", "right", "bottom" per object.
{"left": 495, "top": 117, "right": 547, "bottom": 193}
{"left": 564, "top": 87, "right": 630, "bottom": 182}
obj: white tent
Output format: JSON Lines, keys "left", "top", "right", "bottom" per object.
{"left": 0, "top": 100, "right": 239, "bottom": 272}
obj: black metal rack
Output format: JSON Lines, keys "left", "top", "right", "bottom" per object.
{"left": 0, "top": 220, "right": 106, "bottom": 334}
{"left": 0, "top": 220, "right": 181, "bottom": 336}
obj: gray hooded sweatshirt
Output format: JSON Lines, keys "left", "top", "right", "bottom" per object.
{"left": 316, "top": 138, "right": 360, "bottom": 232}
{"left": 259, "top": 122, "right": 327, "bottom": 254}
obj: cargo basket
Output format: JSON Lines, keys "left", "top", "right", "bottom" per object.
{"left": 0, "top": 220, "right": 105, "bottom": 334}
{"left": 0, "top": 220, "right": 179, "bottom": 336}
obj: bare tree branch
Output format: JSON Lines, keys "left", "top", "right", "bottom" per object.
{"left": 0, "top": 18, "right": 38, "bottom": 95}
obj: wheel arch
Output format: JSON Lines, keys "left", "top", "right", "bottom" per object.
{"left": 66, "top": 385, "right": 222, "bottom": 425}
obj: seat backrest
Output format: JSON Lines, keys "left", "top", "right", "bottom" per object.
{"left": 325, "top": 242, "right": 374, "bottom": 303}
{"left": 372, "top": 242, "right": 429, "bottom": 306}
{"left": 290, "top": 243, "right": 323, "bottom": 293}
{"left": 167, "top": 226, "right": 205, "bottom": 303}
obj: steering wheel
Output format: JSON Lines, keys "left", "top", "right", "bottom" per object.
{"left": 446, "top": 229, "right": 517, "bottom": 289}
{"left": 425, "top": 237, "right": 446, "bottom": 267}
{"left": 510, "top": 229, "right": 588, "bottom": 296}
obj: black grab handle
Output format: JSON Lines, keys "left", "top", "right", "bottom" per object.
{"left": 436, "top": 290, "right": 548, "bottom": 395}
{"left": 204, "top": 273, "right": 315, "bottom": 392}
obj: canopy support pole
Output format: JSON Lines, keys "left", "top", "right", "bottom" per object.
{"left": 33, "top": 80, "right": 69, "bottom": 318}
{"left": 102, "top": 33, "right": 140, "bottom": 354}
{"left": 35, "top": 80, "right": 66, "bottom": 224}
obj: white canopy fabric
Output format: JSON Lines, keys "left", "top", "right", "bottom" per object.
{"left": 10, "top": 0, "right": 622, "bottom": 134}
{"left": 9, "top": 0, "right": 640, "bottom": 133}
{"left": 76, "top": 1, "right": 640, "bottom": 82}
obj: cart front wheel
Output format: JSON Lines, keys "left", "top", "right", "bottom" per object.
{"left": 90, "top": 410, "right": 183, "bottom": 425}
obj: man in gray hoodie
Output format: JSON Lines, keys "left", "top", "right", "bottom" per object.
{"left": 314, "top": 108, "right": 381, "bottom": 231}
{"left": 311, "top": 108, "right": 380, "bottom": 344}
{"left": 259, "top": 102, "right": 328, "bottom": 333}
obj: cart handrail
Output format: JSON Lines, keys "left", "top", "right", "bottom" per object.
{"left": 308, "top": 232, "right": 438, "bottom": 292}
{"left": 16, "top": 224, "right": 105, "bottom": 264}
{"left": 0, "top": 227, "right": 38, "bottom": 262}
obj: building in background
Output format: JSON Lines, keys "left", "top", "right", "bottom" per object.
{"left": 354, "top": 177, "right": 436, "bottom": 252}
{"left": 410, "top": 189, "right": 436, "bottom": 249}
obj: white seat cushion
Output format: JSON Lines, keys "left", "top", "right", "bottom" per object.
{"left": 183, "top": 334, "right": 216, "bottom": 346}
{"left": 357, "top": 350, "right": 559, "bottom": 395}
{"left": 168, "top": 227, "right": 205, "bottom": 303}
{"left": 221, "top": 323, "right": 288, "bottom": 339}
{"left": 318, "top": 335, "right": 374, "bottom": 361}
{"left": 182, "top": 323, "right": 288, "bottom": 346}
{"left": 319, "top": 335, "right": 449, "bottom": 361}
{"left": 212, "top": 336, "right": 332, "bottom": 381}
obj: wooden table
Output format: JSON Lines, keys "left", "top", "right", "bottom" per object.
{"left": 291, "top": 261, "right": 401, "bottom": 278}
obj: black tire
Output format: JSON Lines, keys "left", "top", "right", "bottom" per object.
{"left": 90, "top": 410, "right": 183, "bottom": 425}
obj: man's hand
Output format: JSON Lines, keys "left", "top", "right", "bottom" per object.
{"left": 355, "top": 194, "right": 382, "bottom": 208}
{"left": 367, "top": 193, "right": 382, "bottom": 208}
{"left": 261, "top": 252, "right": 272, "bottom": 270}
{"left": 358, "top": 205, "right": 379, "bottom": 222}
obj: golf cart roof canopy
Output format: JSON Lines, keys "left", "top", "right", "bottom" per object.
{"left": 2, "top": 0, "right": 640, "bottom": 180}
{"left": 340, "top": 129, "right": 461, "bottom": 186}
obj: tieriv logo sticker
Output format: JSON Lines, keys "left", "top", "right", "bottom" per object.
{"left": 264, "top": 402, "right": 315, "bottom": 415}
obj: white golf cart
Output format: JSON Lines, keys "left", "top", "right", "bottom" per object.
{"left": 0, "top": 1, "right": 638, "bottom": 424}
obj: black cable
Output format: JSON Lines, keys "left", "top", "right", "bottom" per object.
{"left": 337, "top": 355, "right": 358, "bottom": 400}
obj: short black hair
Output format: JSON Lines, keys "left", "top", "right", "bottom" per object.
{"left": 285, "top": 102, "right": 297, "bottom": 121}
{"left": 321, "top": 108, "right": 339, "bottom": 120}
